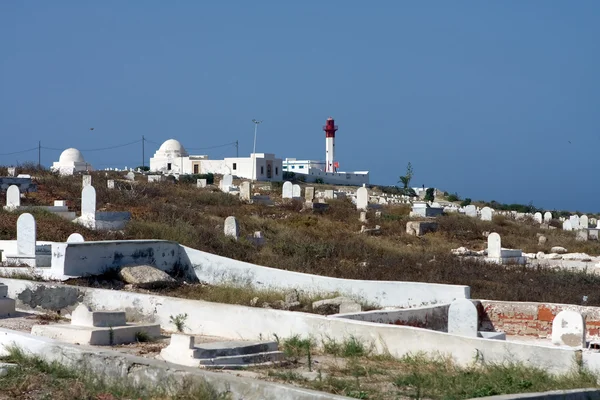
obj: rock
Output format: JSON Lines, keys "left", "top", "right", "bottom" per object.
{"left": 562, "top": 253, "right": 592, "bottom": 262}
{"left": 536, "top": 251, "right": 545, "bottom": 260}
{"left": 312, "top": 296, "right": 362, "bottom": 315}
{"left": 538, "top": 235, "right": 547, "bottom": 245}
{"left": 284, "top": 289, "right": 300, "bottom": 305}
{"left": 271, "top": 300, "right": 287, "bottom": 310}
{"left": 451, "top": 247, "right": 472, "bottom": 256}
{"left": 544, "top": 253, "right": 563, "bottom": 260}
{"left": 250, "top": 297, "right": 259, "bottom": 307}
{"left": 118, "top": 265, "right": 176, "bottom": 289}
{"left": 551, "top": 246, "right": 567, "bottom": 254}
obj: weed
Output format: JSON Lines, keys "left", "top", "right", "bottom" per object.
{"left": 108, "top": 326, "right": 114, "bottom": 346}
{"left": 135, "top": 330, "right": 154, "bottom": 343}
{"left": 170, "top": 313, "right": 188, "bottom": 333}
{"left": 282, "top": 335, "right": 313, "bottom": 358}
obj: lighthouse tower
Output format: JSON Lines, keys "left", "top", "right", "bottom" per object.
{"left": 323, "top": 117, "right": 338, "bottom": 173}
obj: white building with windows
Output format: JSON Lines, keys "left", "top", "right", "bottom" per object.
{"left": 283, "top": 158, "right": 369, "bottom": 186}
{"left": 149, "top": 139, "right": 282, "bottom": 182}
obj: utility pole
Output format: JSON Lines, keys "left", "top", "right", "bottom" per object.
{"left": 236, "top": 140, "right": 239, "bottom": 157}
{"left": 142, "top": 135, "right": 145, "bottom": 170}
{"left": 38, "top": 141, "right": 41, "bottom": 169}
{"left": 251, "top": 119, "right": 262, "bottom": 181}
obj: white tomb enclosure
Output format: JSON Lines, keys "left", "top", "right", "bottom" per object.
{"left": 31, "top": 304, "right": 160, "bottom": 346}
{"left": 551, "top": 310, "right": 586, "bottom": 348}
{"left": 149, "top": 139, "right": 282, "bottom": 182}
{"left": 486, "top": 232, "right": 525, "bottom": 265}
{"left": 74, "top": 186, "right": 131, "bottom": 231}
{"left": 160, "top": 334, "right": 284, "bottom": 369}
{"left": 51, "top": 148, "right": 92, "bottom": 176}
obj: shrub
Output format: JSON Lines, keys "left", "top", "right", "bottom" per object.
{"left": 315, "top": 178, "right": 324, "bottom": 184}
{"left": 178, "top": 173, "right": 214, "bottom": 185}
{"left": 460, "top": 198, "right": 472, "bottom": 207}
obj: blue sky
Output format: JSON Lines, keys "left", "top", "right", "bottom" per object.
{"left": 1, "top": 2, "right": 599, "bottom": 211}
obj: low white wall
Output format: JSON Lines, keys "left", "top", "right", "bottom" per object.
{"left": 334, "top": 304, "right": 450, "bottom": 331}
{"left": 0, "top": 278, "right": 583, "bottom": 375}
{"left": 0, "top": 328, "right": 344, "bottom": 400}
{"left": 181, "top": 245, "right": 469, "bottom": 307}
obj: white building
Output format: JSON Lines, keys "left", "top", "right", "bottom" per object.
{"left": 282, "top": 118, "right": 370, "bottom": 186}
{"left": 51, "top": 148, "right": 92, "bottom": 176}
{"left": 149, "top": 139, "right": 282, "bottom": 182}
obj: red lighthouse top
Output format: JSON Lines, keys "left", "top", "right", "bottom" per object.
{"left": 323, "top": 117, "right": 338, "bottom": 138}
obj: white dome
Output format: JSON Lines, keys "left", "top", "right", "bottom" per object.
{"left": 59, "top": 148, "right": 85, "bottom": 164}
{"left": 158, "top": 139, "right": 189, "bottom": 157}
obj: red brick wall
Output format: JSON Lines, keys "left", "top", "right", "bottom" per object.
{"left": 479, "top": 300, "right": 600, "bottom": 339}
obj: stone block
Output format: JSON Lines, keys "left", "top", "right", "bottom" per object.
{"left": 118, "top": 265, "right": 176, "bottom": 289}
{"left": 31, "top": 322, "right": 160, "bottom": 346}
{"left": 551, "top": 310, "right": 585, "bottom": 348}
{"left": 448, "top": 299, "right": 478, "bottom": 337}
{"left": 406, "top": 221, "right": 438, "bottom": 236}
{"left": 71, "top": 304, "right": 127, "bottom": 327}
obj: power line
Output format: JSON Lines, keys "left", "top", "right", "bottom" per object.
{"left": 186, "top": 141, "right": 238, "bottom": 151}
{"left": 0, "top": 147, "right": 38, "bottom": 156}
{"left": 42, "top": 139, "right": 142, "bottom": 152}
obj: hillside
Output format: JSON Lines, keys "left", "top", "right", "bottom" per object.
{"left": 2, "top": 165, "right": 600, "bottom": 306}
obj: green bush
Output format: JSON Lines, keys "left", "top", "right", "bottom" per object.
{"left": 178, "top": 173, "right": 214, "bottom": 185}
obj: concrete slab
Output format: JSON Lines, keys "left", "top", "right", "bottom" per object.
{"left": 31, "top": 322, "right": 160, "bottom": 345}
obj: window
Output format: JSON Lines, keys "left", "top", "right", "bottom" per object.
{"left": 291, "top": 166, "right": 295, "bottom": 169}
{"left": 193, "top": 164, "right": 199, "bottom": 174}
{"left": 167, "top": 163, "right": 172, "bottom": 170}
{"left": 275, "top": 167, "right": 279, "bottom": 175}
{"left": 233, "top": 163, "right": 237, "bottom": 170}
{"left": 283, "top": 166, "right": 288, "bottom": 170}
{"left": 299, "top": 165, "right": 304, "bottom": 169}
{"left": 260, "top": 166, "right": 264, "bottom": 175}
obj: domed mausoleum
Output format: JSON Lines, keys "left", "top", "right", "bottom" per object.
{"left": 51, "top": 148, "right": 92, "bottom": 176}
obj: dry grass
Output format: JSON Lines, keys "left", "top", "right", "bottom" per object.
{"left": 6, "top": 168, "right": 600, "bottom": 307}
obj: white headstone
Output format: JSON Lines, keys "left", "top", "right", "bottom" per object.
{"left": 240, "top": 182, "right": 251, "bottom": 201}
{"left": 81, "top": 186, "right": 96, "bottom": 218}
{"left": 107, "top": 180, "right": 115, "bottom": 189}
{"left": 6, "top": 185, "right": 20, "bottom": 209}
{"left": 282, "top": 181, "right": 293, "bottom": 199}
{"left": 197, "top": 179, "right": 207, "bottom": 188}
{"left": 487, "top": 232, "right": 501, "bottom": 259}
{"left": 292, "top": 184, "right": 301, "bottom": 199}
{"left": 54, "top": 200, "right": 67, "bottom": 207}
{"left": 148, "top": 175, "right": 162, "bottom": 183}
{"left": 7, "top": 167, "right": 16, "bottom": 177}
{"left": 224, "top": 216, "right": 239, "bottom": 240}
{"left": 359, "top": 211, "right": 367, "bottom": 223}
{"left": 570, "top": 215, "right": 580, "bottom": 230}
{"left": 563, "top": 220, "right": 572, "bottom": 231}
{"left": 82, "top": 175, "right": 92, "bottom": 187}
{"left": 448, "top": 298, "right": 478, "bottom": 337}
{"left": 580, "top": 215, "right": 589, "bottom": 229}
{"left": 305, "top": 187, "right": 315, "bottom": 202}
{"left": 464, "top": 205, "right": 477, "bottom": 217}
{"left": 125, "top": 171, "right": 135, "bottom": 181}
{"left": 534, "top": 212, "right": 543, "bottom": 224}
{"left": 17, "top": 213, "right": 35, "bottom": 257}
{"left": 480, "top": 207, "right": 493, "bottom": 221}
{"left": 356, "top": 187, "right": 368, "bottom": 211}
{"left": 324, "top": 190, "right": 334, "bottom": 200}
{"left": 551, "top": 310, "right": 586, "bottom": 348}
{"left": 67, "top": 233, "right": 85, "bottom": 243}
{"left": 544, "top": 212, "right": 552, "bottom": 223}
{"left": 221, "top": 174, "right": 233, "bottom": 190}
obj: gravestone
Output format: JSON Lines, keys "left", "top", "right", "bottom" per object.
{"left": 5, "top": 185, "right": 20, "bottom": 209}
{"left": 324, "top": 190, "right": 334, "bottom": 200}
{"left": 551, "top": 310, "right": 586, "bottom": 348}
{"left": 305, "top": 187, "right": 315, "bottom": 202}
{"left": 197, "top": 179, "right": 207, "bottom": 188}
{"left": 356, "top": 187, "right": 368, "bottom": 211}
{"left": 580, "top": 215, "right": 589, "bottom": 229}
{"left": 282, "top": 181, "right": 293, "bottom": 199}
{"left": 17, "top": 213, "right": 36, "bottom": 257}
{"left": 147, "top": 175, "right": 162, "bottom": 183}
{"left": 464, "top": 205, "right": 477, "bottom": 217}
{"left": 107, "top": 180, "right": 115, "bottom": 189}
{"left": 487, "top": 232, "right": 501, "bottom": 259}
{"left": 54, "top": 200, "right": 67, "bottom": 207}
{"left": 125, "top": 172, "right": 135, "bottom": 181}
{"left": 67, "top": 233, "right": 85, "bottom": 243}
{"left": 292, "top": 184, "right": 301, "bottom": 199}
{"left": 240, "top": 182, "right": 251, "bottom": 201}
{"left": 224, "top": 216, "right": 239, "bottom": 240}
{"left": 544, "top": 212, "right": 553, "bottom": 223}
{"left": 480, "top": 207, "right": 493, "bottom": 221}
{"left": 221, "top": 174, "right": 233, "bottom": 191}
{"left": 359, "top": 211, "right": 367, "bottom": 223}
{"left": 569, "top": 215, "right": 580, "bottom": 230}
{"left": 7, "top": 167, "right": 15, "bottom": 177}
{"left": 82, "top": 175, "right": 92, "bottom": 187}
{"left": 447, "top": 298, "right": 478, "bottom": 337}
{"left": 563, "top": 220, "right": 573, "bottom": 231}
{"left": 534, "top": 212, "right": 543, "bottom": 224}
{"left": 81, "top": 186, "right": 96, "bottom": 218}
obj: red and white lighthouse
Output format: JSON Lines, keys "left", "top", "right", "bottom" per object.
{"left": 323, "top": 117, "right": 338, "bottom": 173}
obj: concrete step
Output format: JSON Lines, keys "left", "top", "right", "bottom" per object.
{"left": 198, "top": 350, "right": 285, "bottom": 367}
{"left": 193, "top": 340, "right": 279, "bottom": 359}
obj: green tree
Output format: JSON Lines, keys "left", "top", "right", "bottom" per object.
{"left": 398, "top": 162, "right": 414, "bottom": 189}
{"left": 424, "top": 187, "right": 435, "bottom": 202}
